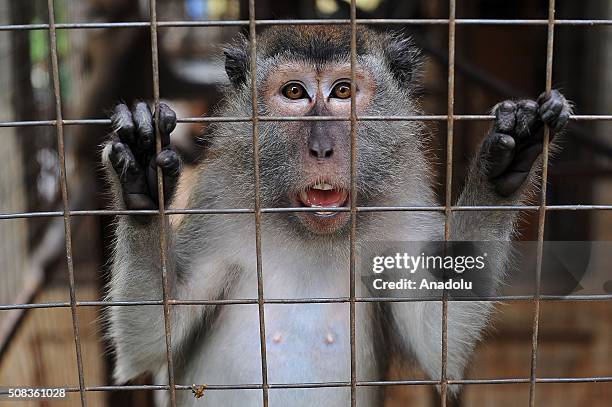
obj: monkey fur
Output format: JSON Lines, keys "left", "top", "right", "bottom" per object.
{"left": 102, "top": 26, "right": 571, "bottom": 406}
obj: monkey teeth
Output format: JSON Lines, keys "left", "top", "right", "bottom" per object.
{"left": 299, "top": 190, "right": 310, "bottom": 204}
{"left": 312, "top": 182, "right": 334, "bottom": 191}
{"left": 297, "top": 186, "right": 348, "bottom": 217}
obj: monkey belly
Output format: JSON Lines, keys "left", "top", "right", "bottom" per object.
{"left": 175, "top": 302, "right": 380, "bottom": 406}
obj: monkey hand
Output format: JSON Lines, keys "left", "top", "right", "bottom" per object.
{"left": 105, "top": 102, "right": 180, "bottom": 210}
{"left": 478, "top": 90, "right": 571, "bottom": 197}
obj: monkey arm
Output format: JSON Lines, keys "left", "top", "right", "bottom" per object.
{"left": 388, "top": 91, "right": 571, "bottom": 392}
{"left": 451, "top": 90, "right": 571, "bottom": 245}
{"left": 101, "top": 162, "right": 200, "bottom": 383}
{"left": 101, "top": 103, "right": 202, "bottom": 382}
{"left": 104, "top": 217, "right": 191, "bottom": 382}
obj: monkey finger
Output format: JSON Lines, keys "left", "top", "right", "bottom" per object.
{"left": 111, "top": 104, "right": 136, "bottom": 147}
{"left": 109, "top": 141, "right": 138, "bottom": 177}
{"left": 146, "top": 150, "right": 181, "bottom": 206}
{"left": 539, "top": 96, "right": 564, "bottom": 125}
{"left": 553, "top": 110, "right": 570, "bottom": 132}
{"left": 158, "top": 149, "right": 181, "bottom": 204}
{"left": 481, "top": 133, "right": 515, "bottom": 179}
{"left": 112, "top": 150, "right": 148, "bottom": 195}
{"left": 156, "top": 148, "right": 181, "bottom": 175}
{"left": 536, "top": 90, "right": 551, "bottom": 105}
{"left": 493, "top": 101, "right": 516, "bottom": 134}
{"left": 536, "top": 89, "right": 563, "bottom": 107}
{"left": 108, "top": 141, "right": 157, "bottom": 210}
{"left": 514, "top": 100, "right": 542, "bottom": 139}
{"left": 537, "top": 90, "right": 568, "bottom": 125}
{"left": 161, "top": 172, "right": 180, "bottom": 205}
{"left": 157, "top": 103, "right": 177, "bottom": 147}
{"left": 133, "top": 102, "right": 155, "bottom": 154}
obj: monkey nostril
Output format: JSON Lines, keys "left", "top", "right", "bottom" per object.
{"left": 308, "top": 135, "right": 335, "bottom": 159}
{"left": 310, "top": 147, "right": 334, "bottom": 159}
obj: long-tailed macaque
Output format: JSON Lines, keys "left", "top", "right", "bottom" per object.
{"left": 102, "top": 26, "right": 571, "bottom": 406}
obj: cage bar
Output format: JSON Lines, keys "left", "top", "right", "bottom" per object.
{"left": 0, "top": 1, "right": 610, "bottom": 405}
{"left": 45, "top": 0, "right": 87, "bottom": 405}
{"left": 1, "top": 374, "right": 611, "bottom": 395}
{"left": 2, "top": 114, "right": 612, "bottom": 129}
{"left": 247, "top": 1, "right": 270, "bottom": 406}
{"left": 4, "top": 204, "right": 612, "bottom": 221}
{"left": 439, "top": 0, "right": 456, "bottom": 405}
{"left": 529, "top": 0, "right": 557, "bottom": 405}
{"left": 348, "top": 2, "right": 358, "bottom": 406}
{"left": 147, "top": 0, "right": 177, "bottom": 405}
{"left": 2, "top": 292, "right": 612, "bottom": 312}
{"left": 2, "top": 18, "right": 612, "bottom": 32}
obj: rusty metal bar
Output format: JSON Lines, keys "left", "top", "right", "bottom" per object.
{"left": 2, "top": 18, "right": 612, "bottom": 31}
{"left": 147, "top": 0, "right": 177, "bottom": 405}
{"left": 4, "top": 203, "right": 612, "bottom": 220}
{"left": 3, "top": 294, "right": 612, "bottom": 312}
{"left": 3, "top": 294, "right": 612, "bottom": 311}
{"left": 1, "top": 375, "right": 610, "bottom": 396}
{"left": 45, "top": 0, "right": 87, "bottom": 405}
{"left": 440, "top": 0, "right": 456, "bottom": 405}
{"left": 529, "top": 1, "right": 557, "bottom": 406}
{"left": 247, "top": 1, "right": 270, "bottom": 405}
{"left": 348, "top": 1, "right": 359, "bottom": 406}
{"left": 0, "top": 1, "right": 610, "bottom": 402}
{"left": 2, "top": 114, "right": 612, "bottom": 128}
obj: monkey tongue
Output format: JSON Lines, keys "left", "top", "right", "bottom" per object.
{"left": 300, "top": 188, "right": 348, "bottom": 208}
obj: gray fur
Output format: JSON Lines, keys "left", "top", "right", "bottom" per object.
{"left": 101, "top": 27, "right": 565, "bottom": 406}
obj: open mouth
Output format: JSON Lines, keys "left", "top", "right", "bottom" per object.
{"left": 297, "top": 182, "right": 349, "bottom": 217}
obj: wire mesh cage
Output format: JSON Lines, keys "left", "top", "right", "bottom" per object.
{"left": 0, "top": 0, "right": 611, "bottom": 406}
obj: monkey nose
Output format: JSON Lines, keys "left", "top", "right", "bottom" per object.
{"left": 308, "top": 139, "right": 334, "bottom": 159}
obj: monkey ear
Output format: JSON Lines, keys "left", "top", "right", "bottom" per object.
{"left": 383, "top": 34, "right": 423, "bottom": 87}
{"left": 223, "top": 35, "right": 250, "bottom": 89}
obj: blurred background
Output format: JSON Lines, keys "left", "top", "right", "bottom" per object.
{"left": 0, "top": 0, "right": 611, "bottom": 406}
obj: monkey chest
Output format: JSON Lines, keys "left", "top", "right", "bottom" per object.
{"left": 263, "top": 302, "right": 353, "bottom": 383}
{"left": 196, "top": 300, "right": 377, "bottom": 382}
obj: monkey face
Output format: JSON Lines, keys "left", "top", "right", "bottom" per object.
{"left": 221, "top": 27, "right": 425, "bottom": 236}
{"left": 256, "top": 63, "right": 380, "bottom": 234}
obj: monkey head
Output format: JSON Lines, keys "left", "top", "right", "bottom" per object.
{"left": 218, "top": 26, "right": 427, "bottom": 235}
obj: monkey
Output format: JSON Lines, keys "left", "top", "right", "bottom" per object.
{"left": 101, "top": 26, "right": 571, "bottom": 406}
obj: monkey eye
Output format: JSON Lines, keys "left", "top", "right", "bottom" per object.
{"left": 281, "top": 82, "right": 308, "bottom": 100}
{"left": 331, "top": 81, "right": 352, "bottom": 99}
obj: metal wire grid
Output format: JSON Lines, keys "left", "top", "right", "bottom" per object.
{"left": 440, "top": 1, "right": 456, "bottom": 402}
{"left": 0, "top": 0, "right": 611, "bottom": 406}
{"left": 45, "top": 1, "right": 86, "bottom": 405}
{"left": 528, "top": 2, "right": 556, "bottom": 406}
